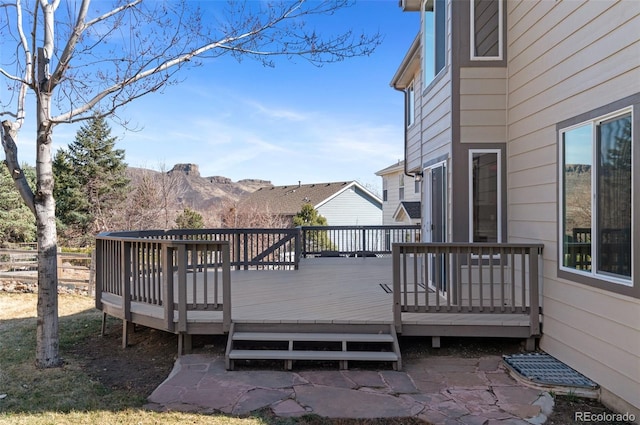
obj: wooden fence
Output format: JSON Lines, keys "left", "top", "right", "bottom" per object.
{"left": 0, "top": 248, "right": 93, "bottom": 293}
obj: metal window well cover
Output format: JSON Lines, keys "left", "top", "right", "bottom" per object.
{"left": 503, "top": 353, "right": 599, "bottom": 389}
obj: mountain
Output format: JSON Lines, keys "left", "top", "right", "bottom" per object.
{"left": 127, "top": 163, "right": 272, "bottom": 211}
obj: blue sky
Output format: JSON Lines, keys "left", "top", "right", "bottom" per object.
{"left": 12, "top": 1, "right": 419, "bottom": 192}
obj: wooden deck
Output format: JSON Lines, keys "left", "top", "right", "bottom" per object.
{"left": 100, "top": 256, "right": 533, "bottom": 338}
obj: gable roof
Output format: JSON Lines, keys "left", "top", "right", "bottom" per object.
{"left": 241, "top": 181, "right": 382, "bottom": 216}
{"left": 375, "top": 160, "right": 405, "bottom": 176}
{"left": 394, "top": 201, "right": 421, "bottom": 221}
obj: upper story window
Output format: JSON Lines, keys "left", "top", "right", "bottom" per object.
{"left": 422, "top": 0, "right": 447, "bottom": 86}
{"left": 399, "top": 174, "right": 405, "bottom": 201}
{"left": 406, "top": 82, "right": 415, "bottom": 127}
{"left": 382, "top": 178, "right": 388, "bottom": 202}
{"left": 560, "top": 109, "right": 632, "bottom": 285}
{"left": 470, "top": 0, "right": 503, "bottom": 60}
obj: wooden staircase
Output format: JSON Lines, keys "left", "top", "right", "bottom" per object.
{"left": 225, "top": 323, "right": 402, "bottom": 371}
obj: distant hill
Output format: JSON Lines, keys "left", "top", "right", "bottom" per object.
{"left": 127, "top": 163, "right": 272, "bottom": 211}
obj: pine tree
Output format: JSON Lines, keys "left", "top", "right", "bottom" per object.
{"left": 0, "top": 164, "right": 36, "bottom": 245}
{"left": 53, "top": 115, "right": 129, "bottom": 246}
{"left": 175, "top": 207, "right": 204, "bottom": 229}
{"left": 293, "top": 203, "right": 334, "bottom": 252}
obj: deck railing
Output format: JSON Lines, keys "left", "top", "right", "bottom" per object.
{"left": 300, "top": 225, "right": 421, "bottom": 257}
{"left": 98, "top": 228, "right": 300, "bottom": 270}
{"left": 95, "top": 235, "right": 232, "bottom": 334}
{"left": 392, "top": 243, "right": 544, "bottom": 335}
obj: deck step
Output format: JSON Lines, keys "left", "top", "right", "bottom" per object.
{"left": 232, "top": 332, "right": 395, "bottom": 343}
{"left": 225, "top": 323, "right": 402, "bottom": 371}
{"left": 228, "top": 350, "right": 399, "bottom": 362}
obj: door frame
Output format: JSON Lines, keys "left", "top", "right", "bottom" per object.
{"left": 422, "top": 160, "right": 448, "bottom": 295}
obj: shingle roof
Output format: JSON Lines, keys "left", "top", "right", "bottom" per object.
{"left": 398, "top": 201, "right": 421, "bottom": 219}
{"left": 375, "top": 160, "right": 404, "bottom": 176}
{"left": 240, "top": 181, "right": 374, "bottom": 216}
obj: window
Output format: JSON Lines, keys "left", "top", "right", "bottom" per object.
{"left": 382, "top": 178, "right": 388, "bottom": 202}
{"left": 422, "top": 0, "right": 447, "bottom": 85}
{"left": 469, "top": 150, "right": 501, "bottom": 242}
{"left": 406, "top": 82, "right": 415, "bottom": 127}
{"left": 415, "top": 177, "right": 420, "bottom": 194}
{"left": 470, "top": 0, "right": 503, "bottom": 60}
{"left": 560, "top": 110, "right": 632, "bottom": 283}
{"left": 399, "top": 174, "right": 405, "bottom": 201}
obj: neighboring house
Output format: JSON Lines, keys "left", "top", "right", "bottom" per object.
{"left": 393, "top": 0, "right": 639, "bottom": 416}
{"left": 375, "top": 160, "right": 422, "bottom": 226}
{"left": 240, "top": 181, "right": 382, "bottom": 226}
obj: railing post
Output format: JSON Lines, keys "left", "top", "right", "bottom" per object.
{"left": 234, "top": 234, "right": 241, "bottom": 270}
{"left": 94, "top": 239, "right": 103, "bottom": 310}
{"left": 361, "top": 227, "right": 367, "bottom": 252}
{"left": 221, "top": 243, "right": 232, "bottom": 333}
{"left": 177, "top": 244, "right": 188, "bottom": 333}
{"left": 121, "top": 240, "right": 132, "bottom": 348}
{"left": 295, "top": 227, "right": 302, "bottom": 269}
{"left": 529, "top": 247, "right": 541, "bottom": 336}
{"left": 243, "top": 233, "right": 249, "bottom": 270}
{"left": 392, "top": 244, "right": 402, "bottom": 334}
{"left": 163, "top": 244, "right": 175, "bottom": 333}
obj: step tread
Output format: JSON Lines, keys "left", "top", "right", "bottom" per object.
{"left": 232, "top": 332, "right": 394, "bottom": 343}
{"left": 228, "top": 349, "right": 399, "bottom": 362}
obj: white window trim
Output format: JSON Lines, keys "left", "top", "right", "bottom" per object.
{"left": 470, "top": 0, "right": 503, "bottom": 61}
{"left": 557, "top": 106, "right": 633, "bottom": 286}
{"left": 421, "top": 0, "right": 447, "bottom": 88}
{"left": 407, "top": 81, "right": 415, "bottom": 128}
{"left": 468, "top": 149, "right": 502, "bottom": 243}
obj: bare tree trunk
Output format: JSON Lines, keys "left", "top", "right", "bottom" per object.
{"left": 33, "top": 41, "right": 60, "bottom": 367}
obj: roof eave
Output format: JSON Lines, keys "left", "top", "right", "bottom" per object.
{"left": 390, "top": 33, "right": 421, "bottom": 89}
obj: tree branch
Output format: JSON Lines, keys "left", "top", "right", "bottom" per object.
{"left": 1, "top": 120, "right": 36, "bottom": 215}
{"left": 51, "top": 0, "right": 144, "bottom": 88}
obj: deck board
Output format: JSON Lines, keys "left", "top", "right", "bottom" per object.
{"left": 100, "top": 257, "right": 533, "bottom": 335}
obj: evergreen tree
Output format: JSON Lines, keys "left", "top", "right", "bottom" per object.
{"left": 175, "top": 207, "right": 204, "bottom": 229}
{"left": 0, "top": 164, "right": 36, "bottom": 245}
{"left": 293, "top": 203, "right": 334, "bottom": 252}
{"left": 293, "top": 203, "right": 328, "bottom": 226}
{"left": 53, "top": 115, "right": 129, "bottom": 246}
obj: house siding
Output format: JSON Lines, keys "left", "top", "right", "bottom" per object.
{"left": 377, "top": 164, "right": 421, "bottom": 226}
{"left": 317, "top": 186, "right": 382, "bottom": 227}
{"left": 459, "top": 67, "right": 506, "bottom": 143}
{"left": 505, "top": 0, "right": 640, "bottom": 413}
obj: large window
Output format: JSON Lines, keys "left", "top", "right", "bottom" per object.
{"left": 422, "top": 0, "right": 447, "bottom": 85}
{"left": 560, "top": 110, "right": 632, "bottom": 283}
{"left": 469, "top": 150, "right": 501, "bottom": 242}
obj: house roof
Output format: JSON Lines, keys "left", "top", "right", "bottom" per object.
{"left": 394, "top": 201, "right": 421, "bottom": 220}
{"left": 390, "top": 32, "right": 420, "bottom": 89}
{"left": 240, "top": 181, "right": 381, "bottom": 216}
{"left": 375, "top": 160, "right": 405, "bottom": 176}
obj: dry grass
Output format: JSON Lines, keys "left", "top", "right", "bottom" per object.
{"left": 0, "top": 293, "right": 264, "bottom": 424}
{"left": 0, "top": 292, "right": 428, "bottom": 425}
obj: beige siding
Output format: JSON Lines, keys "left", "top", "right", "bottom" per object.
{"left": 406, "top": 0, "right": 454, "bottom": 174}
{"left": 506, "top": 0, "right": 640, "bottom": 411}
{"left": 379, "top": 167, "right": 421, "bottom": 226}
{"left": 459, "top": 68, "right": 506, "bottom": 143}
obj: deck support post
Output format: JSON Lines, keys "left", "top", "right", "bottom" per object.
{"left": 178, "top": 333, "right": 192, "bottom": 355}
{"left": 101, "top": 312, "right": 107, "bottom": 336}
{"left": 525, "top": 337, "right": 536, "bottom": 352}
{"left": 432, "top": 336, "right": 441, "bottom": 348}
{"left": 122, "top": 319, "right": 131, "bottom": 348}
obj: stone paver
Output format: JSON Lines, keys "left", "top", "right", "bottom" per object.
{"left": 145, "top": 354, "right": 555, "bottom": 423}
